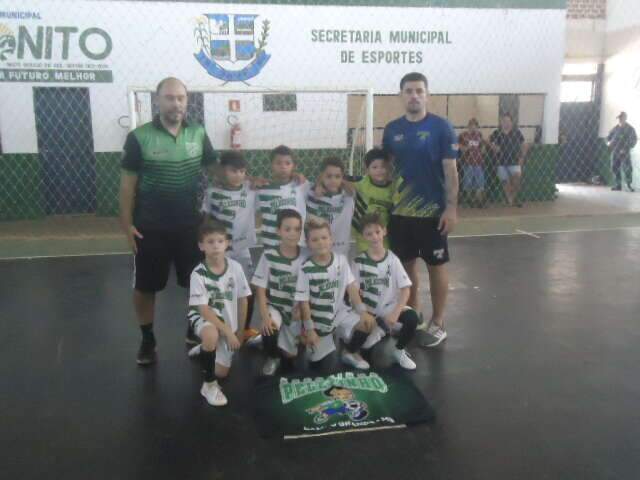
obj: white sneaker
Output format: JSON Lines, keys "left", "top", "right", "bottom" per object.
{"left": 392, "top": 348, "right": 417, "bottom": 370}
{"left": 341, "top": 352, "right": 370, "bottom": 370}
{"left": 262, "top": 357, "right": 280, "bottom": 376}
{"left": 188, "top": 344, "right": 201, "bottom": 358}
{"left": 200, "top": 381, "right": 228, "bottom": 407}
{"left": 421, "top": 324, "right": 447, "bottom": 347}
{"left": 246, "top": 334, "right": 263, "bottom": 348}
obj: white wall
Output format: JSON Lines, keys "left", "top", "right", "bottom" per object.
{"left": 565, "top": 18, "right": 606, "bottom": 61}
{"left": 599, "top": 0, "right": 640, "bottom": 187}
{"left": 0, "top": 0, "right": 567, "bottom": 153}
{"left": 133, "top": 90, "right": 350, "bottom": 150}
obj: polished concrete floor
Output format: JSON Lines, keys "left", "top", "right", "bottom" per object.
{"left": 3, "top": 184, "right": 640, "bottom": 259}
{"left": 2, "top": 229, "right": 640, "bottom": 479}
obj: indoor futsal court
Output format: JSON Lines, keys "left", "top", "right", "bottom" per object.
{"left": 3, "top": 227, "right": 640, "bottom": 479}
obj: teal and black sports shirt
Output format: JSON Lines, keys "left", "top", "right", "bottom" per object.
{"left": 121, "top": 116, "right": 217, "bottom": 230}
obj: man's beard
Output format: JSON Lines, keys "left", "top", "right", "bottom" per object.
{"left": 162, "top": 110, "right": 183, "bottom": 125}
{"left": 407, "top": 103, "right": 423, "bottom": 114}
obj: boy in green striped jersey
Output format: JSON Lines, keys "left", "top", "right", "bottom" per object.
{"left": 188, "top": 220, "right": 252, "bottom": 406}
{"left": 351, "top": 148, "right": 394, "bottom": 253}
{"left": 201, "top": 151, "right": 257, "bottom": 281}
{"left": 351, "top": 213, "right": 418, "bottom": 370}
{"left": 295, "top": 218, "right": 376, "bottom": 370}
{"left": 200, "top": 151, "right": 258, "bottom": 341}
{"left": 252, "top": 209, "right": 307, "bottom": 376}
{"left": 257, "top": 145, "right": 311, "bottom": 249}
{"left": 306, "top": 157, "right": 355, "bottom": 257}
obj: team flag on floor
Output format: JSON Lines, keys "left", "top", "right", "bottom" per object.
{"left": 254, "top": 371, "right": 435, "bottom": 439}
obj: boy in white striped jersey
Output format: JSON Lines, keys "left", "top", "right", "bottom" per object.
{"left": 198, "top": 151, "right": 257, "bottom": 343}
{"left": 352, "top": 213, "right": 418, "bottom": 370}
{"left": 306, "top": 157, "right": 355, "bottom": 257}
{"left": 252, "top": 209, "right": 307, "bottom": 376}
{"left": 257, "top": 145, "right": 310, "bottom": 249}
{"left": 295, "top": 218, "right": 376, "bottom": 370}
{"left": 201, "top": 151, "right": 257, "bottom": 279}
{"left": 188, "top": 220, "right": 252, "bottom": 406}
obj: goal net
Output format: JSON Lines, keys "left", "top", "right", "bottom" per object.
{"left": 128, "top": 86, "right": 375, "bottom": 179}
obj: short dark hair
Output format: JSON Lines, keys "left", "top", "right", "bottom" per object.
{"left": 324, "top": 386, "right": 350, "bottom": 397}
{"left": 364, "top": 148, "right": 390, "bottom": 168}
{"left": 198, "top": 218, "right": 227, "bottom": 242}
{"left": 400, "top": 72, "right": 428, "bottom": 91}
{"left": 220, "top": 151, "right": 247, "bottom": 170}
{"left": 468, "top": 117, "right": 479, "bottom": 127}
{"left": 501, "top": 113, "right": 514, "bottom": 121}
{"left": 359, "top": 212, "right": 385, "bottom": 233}
{"left": 304, "top": 217, "right": 331, "bottom": 239}
{"left": 156, "top": 77, "right": 187, "bottom": 95}
{"left": 320, "top": 156, "right": 345, "bottom": 173}
{"left": 277, "top": 208, "right": 302, "bottom": 229}
{"left": 270, "top": 145, "right": 294, "bottom": 161}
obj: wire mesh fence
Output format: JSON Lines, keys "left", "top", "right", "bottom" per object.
{"left": 0, "top": 0, "right": 639, "bottom": 257}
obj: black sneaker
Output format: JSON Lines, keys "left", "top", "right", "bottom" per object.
{"left": 627, "top": 185, "right": 635, "bottom": 192}
{"left": 185, "top": 323, "right": 199, "bottom": 346}
{"left": 136, "top": 340, "right": 157, "bottom": 366}
{"left": 612, "top": 185, "right": 622, "bottom": 191}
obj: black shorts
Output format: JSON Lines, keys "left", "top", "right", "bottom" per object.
{"left": 133, "top": 226, "right": 202, "bottom": 293}
{"left": 388, "top": 215, "right": 449, "bottom": 266}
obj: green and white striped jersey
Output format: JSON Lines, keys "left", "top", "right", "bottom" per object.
{"left": 352, "top": 250, "right": 412, "bottom": 318}
{"left": 251, "top": 247, "right": 308, "bottom": 325}
{"left": 295, "top": 253, "right": 355, "bottom": 335}
{"left": 306, "top": 190, "right": 355, "bottom": 256}
{"left": 257, "top": 180, "right": 310, "bottom": 248}
{"left": 188, "top": 258, "right": 251, "bottom": 331}
{"left": 201, "top": 180, "right": 257, "bottom": 257}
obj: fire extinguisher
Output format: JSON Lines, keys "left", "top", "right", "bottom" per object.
{"left": 228, "top": 115, "right": 241, "bottom": 150}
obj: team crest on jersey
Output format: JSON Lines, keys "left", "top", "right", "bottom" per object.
{"left": 185, "top": 142, "right": 200, "bottom": 157}
{"left": 393, "top": 134, "right": 404, "bottom": 142}
{"left": 193, "top": 13, "right": 271, "bottom": 84}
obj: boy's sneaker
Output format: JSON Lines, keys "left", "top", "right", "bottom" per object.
{"left": 185, "top": 323, "right": 199, "bottom": 346}
{"left": 262, "top": 357, "right": 280, "bottom": 376}
{"left": 420, "top": 323, "right": 447, "bottom": 347}
{"left": 200, "top": 381, "right": 228, "bottom": 407}
{"left": 187, "top": 344, "right": 201, "bottom": 358}
{"left": 416, "top": 313, "right": 428, "bottom": 331}
{"left": 392, "top": 348, "right": 416, "bottom": 370}
{"left": 341, "top": 352, "right": 370, "bottom": 370}
{"left": 136, "top": 340, "right": 156, "bottom": 366}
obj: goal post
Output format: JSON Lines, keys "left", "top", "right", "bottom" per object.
{"left": 127, "top": 85, "right": 375, "bottom": 177}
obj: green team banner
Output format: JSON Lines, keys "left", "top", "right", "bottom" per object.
{"left": 254, "top": 371, "right": 435, "bottom": 439}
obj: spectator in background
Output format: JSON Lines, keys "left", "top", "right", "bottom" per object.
{"left": 607, "top": 112, "right": 637, "bottom": 192}
{"left": 490, "top": 113, "right": 527, "bottom": 207}
{"left": 459, "top": 118, "right": 486, "bottom": 208}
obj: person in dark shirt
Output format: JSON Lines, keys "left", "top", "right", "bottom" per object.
{"left": 382, "top": 72, "right": 459, "bottom": 348}
{"left": 119, "top": 77, "right": 217, "bottom": 365}
{"left": 607, "top": 112, "right": 637, "bottom": 191}
{"left": 489, "top": 114, "right": 527, "bottom": 207}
